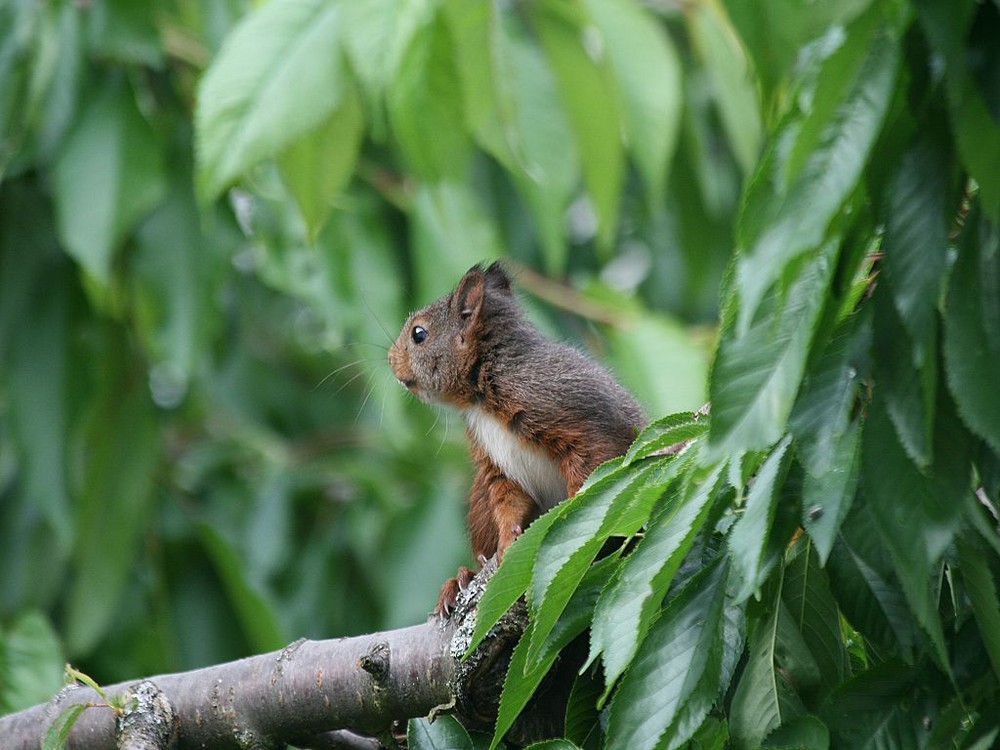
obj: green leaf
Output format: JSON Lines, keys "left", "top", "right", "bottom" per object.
{"left": 527, "top": 460, "right": 666, "bottom": 665}
{"left": 85, "top": 0, "right": 162, "bottom": 67}
{"left": 5, "top": 266, "right": 73, "bottom": 548}
{"left": 944, "top": 209, "right": 1000, "bottom": 454}
{"left": 964, "top": 726, "right": 1000, "bottom": 750}
{"left": 341, "top": 0, "right": 435, "bottom": 108}
{"left": 387, "top": 10, "right": 471, "bottom": 181}
{"left": 728, "top": 437, "right": 792, "bottom": 602}
{"left": 910, "top": 1, "right": 1000, "bottom": 214}
{"left": 819, "top": 661, "right": 919, "bottom": 749}
{"left": 445, "top": 2, "right": 576, "bottom": 273}
{"left": 52, "top": 77, "right": 165, "bottom": 284}
{"left": 41, "top": 703, "right": 87, "bottom": 750}
{"left": 729, "top": 600, "right": 819, "bottom": 750}
{"left": 607, "top": 315, "right": 711, "bottom": 418}
{"left": 64, "top": 665, "right": 104, "bottom": 696}
{"left": 133, "top": 167, "right": 233, "bottom": 397}
{"left": 683, "top": 718, "right": 730, "bottom": 750}
{"left": 688, "top": 3, "right": 762, "bottom": 176}
{"left": 825, "top": 505, "right": 921, "bottom": 662}
{"left": 723, "top": 0, "right": 874, "bottom": 98}
{"left": 66, "top": 366, "right": 162, "bottom": 656}
{"left": 564, "top": 671, "right": 603, "bottom": 750}
{"left": 409, "top": 714, "right": 476, "bottom": 750}
{"left": 524, "top": 742, "right": 581, "bottom": 750}
{"left": 195, "top": 0, "right": 350, "bottom": 202}
{"left": 656, "top": 639, "right": 731, "bottom": 750}
{"left": 588, "top": 461, "right": 723, "bottom": 693}
{"left": 466, "top": 503, "right": 569, "bottom": 656}
{"left": 782, "top": 541, "right": 849, "bottom": 699}
{"left": 603, "top": 559, "right": 728, "bottom": 750}
{"left": 530, "top": 0, "right": 624, "bottom": 249}
{"left": 197, "top": 523, "right": 285, "bottom": 654}
{"left": 528, "top": 552, "right": 618, "bottom": 669}
{"left": 411, "top": 182, "right": 502, "bottom": 300}
{"left": 278, "top": 81, "right": 364, "bottom": 238}
{"left": 0, "top": 611, "right": 65, "bottom": 713}
{"left": 735, "top": 11, "right": 898, "bottom": 328}
{"left": 957, "top": 537, "right": 1000, "bottom": 682}
{"left": 789, "top": 308, "right": 871, "bottom": 477}
{"left": 940, "top": 8, "right": 1000, "bottom": 220}
{"left": 880, "top": 124, "right": 954, "bottom": 367}
{"left": 624, "top": 410, "right": 710, "bottom": 465}
{"left": 0, "top": 0, "right": 66, "bottom": 175}
{"left": 800, "top": 419, "right": 861, "bottom": 566}
{"left": 583, "top": 0, "right": 682, "bottom": 201}
{"left": 709, "top": 239, "right": 837, "bottom": 457}
{"left": 863, "top": 390, "right": 970, "bottom": 667}
{"left": 761, "top": 715, "right": 830, "bottom": 750}
{"left": 872, "top": 284, "right": 937, "bottom": 468}
{"left": 491, "top": 558, "right": 612, "bottom": 749}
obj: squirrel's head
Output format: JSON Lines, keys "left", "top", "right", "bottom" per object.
{"left": 389, "top": 262, "right": 514, "bottom": 406}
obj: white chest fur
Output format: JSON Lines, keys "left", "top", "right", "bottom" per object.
{"left": 464, "top": 407, "right": 566, "bottom": 511}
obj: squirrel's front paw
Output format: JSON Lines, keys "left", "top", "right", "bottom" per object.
{"left": 433, "top": 566, "right": 476, "bottom": 619}
{"left": 496, "top": 524, "right": 524, "bottom": 561}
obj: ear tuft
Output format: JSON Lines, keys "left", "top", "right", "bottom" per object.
{"left": 483, "top": 261, "right": 513, "bottom": 295}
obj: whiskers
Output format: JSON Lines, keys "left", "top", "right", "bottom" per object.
{"left": 313, "top": 357, "right": 371, "bottom": 393}
{"left": 313, "top": 341, "right": 396, "bottom": 426}
{"left": 434, "top": 406, "right": 451, "bottom": 458}
{"left": 361, "top": 293, "right": 396, "bottom": 347}
{"left": 312, "top": 336, "right": 456, "bottom": 451}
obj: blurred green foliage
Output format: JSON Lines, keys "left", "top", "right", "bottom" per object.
{"left": 0, "top": 0, "right": 728, "bottom": 704}
{"left": 6, "top": 0, "right": 1000, "bottom": 747}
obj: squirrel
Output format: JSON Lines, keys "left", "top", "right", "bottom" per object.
{"left": 388, "top": 262, "right": 646, "bottom": 616}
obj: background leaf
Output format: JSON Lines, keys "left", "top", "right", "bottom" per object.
{"left": 195, "top": 0, "right": 350, "bottom": 201}
{"left": 53, "top": 77, "right": 165, "bottom": 284}
{"left": 2, "top": 0, "right": 1000, "bottom": 743}
{"left": 0, "top": 611, "right": 64, "bottom": 713}
{"left": 278, "top": 84, "right": 364, "bottom": 238}
{"left": 387, "top": 10, "right": 471, "bottom": 181}
{"left": 584, "top": 0, "right": 682, "bottom": 202}
{"left": 65, "top": 359, "right": 162, "bottom": 656}
{"left": 530, "top": 0, "right": 623, "bottom": 249}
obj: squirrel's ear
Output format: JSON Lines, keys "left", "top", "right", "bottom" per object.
{"left": 454, "top": 266, "right": 486, "bottom": 332}
{"left": 484, "top": 261, "right": 513, "bottom": 296}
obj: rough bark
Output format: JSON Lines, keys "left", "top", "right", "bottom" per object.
{"left": 115, "top": 681, "right": 176, "bottom": 750}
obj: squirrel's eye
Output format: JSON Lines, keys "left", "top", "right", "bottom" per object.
{"left": 411, "top": 325, "right": 428, "bottom": 344}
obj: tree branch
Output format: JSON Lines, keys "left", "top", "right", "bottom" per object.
{"left": 0, "top": 560, "right": 549, "bottom": 750}
{"left": 2, "top": 621, "right": 457, "bottom": 750}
